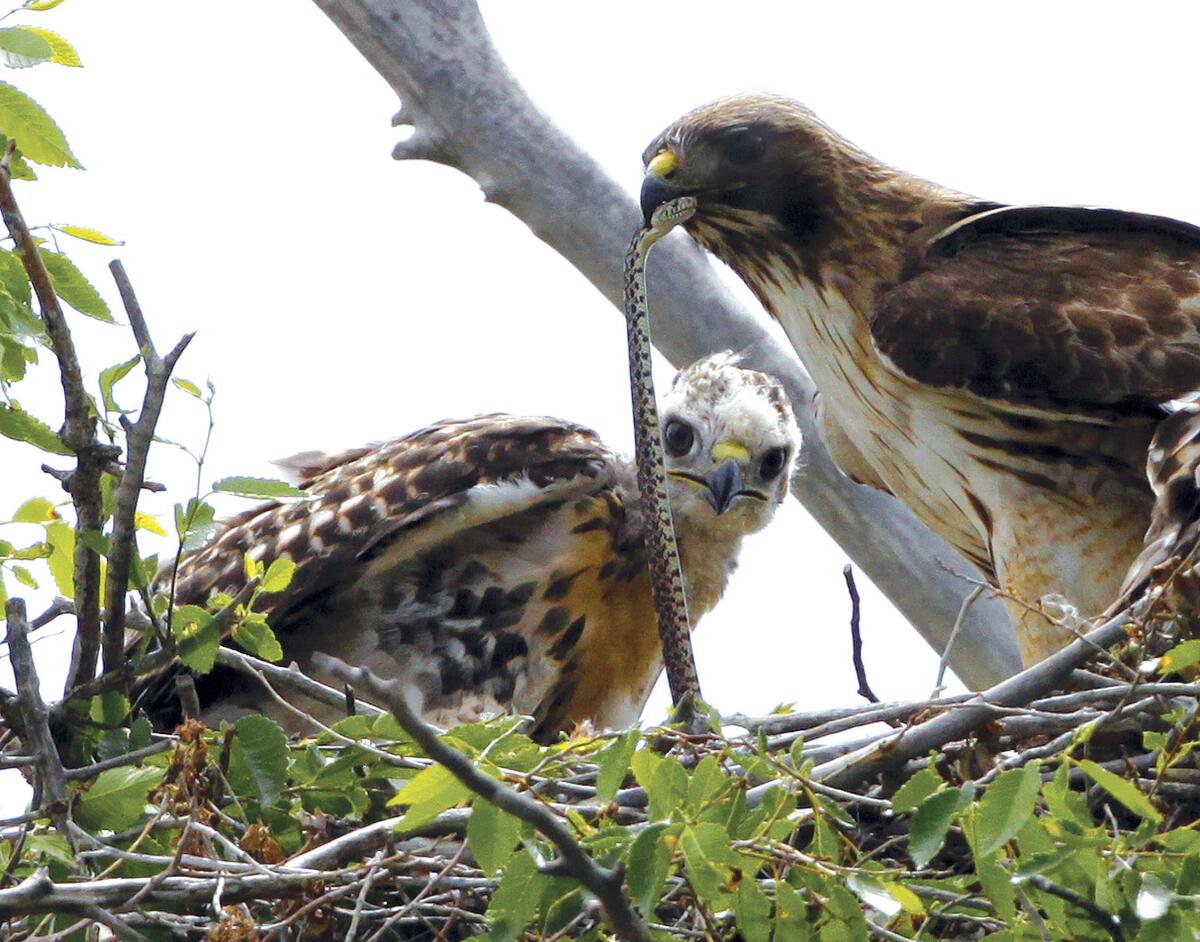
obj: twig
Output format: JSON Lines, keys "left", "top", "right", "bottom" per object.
{"left": 842, "top": 565, "right": 878, "bottom": 703}
{"left": 101, "top": 260, "right": 194, "bottom": 678}
{"left": 1024, "top": 875, "right": 1125, "bottom": 942}
{"left": 934, "top": 585, "right": 984, "bottom": 697}
{"left": 215, "top": 648, "right": 385, "bottom": 718}
{"left": 0, "top": 154, "right": 111, "bottom": 692}
{"left": 314, "top": 653, "right": 653, "bottom": 942}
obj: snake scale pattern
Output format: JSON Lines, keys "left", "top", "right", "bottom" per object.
{"left": 621, "top": 196, "right": 702, "bottom": 714}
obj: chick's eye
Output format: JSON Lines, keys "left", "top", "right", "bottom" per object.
{"left": 663, "top": 420, "right": 695, "bottom": 457}
{"left": 760, "top": 447, "right": 788, "bottom": 480}
{"left": 722, "top": 125, "right": 768, "bottom": 165}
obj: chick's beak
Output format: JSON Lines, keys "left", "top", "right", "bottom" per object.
{"left": 641, "top": 150, "right": 686, "bottom": 227}
{"left": 703, "top": 458, "right": 743, "bottom": 515}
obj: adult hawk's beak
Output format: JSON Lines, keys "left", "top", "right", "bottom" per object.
{"left": 703, "top": 458, "right": 743, "bottom": 515}
{"left": 641, "top": 150, "right": 687, "bottom": 227}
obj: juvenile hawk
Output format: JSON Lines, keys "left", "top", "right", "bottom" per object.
{"left": 640, "top": 94, "right": 1200, "bottom": 666}
{"left": 143, "top": 355, "right": 799, "bottom": 740}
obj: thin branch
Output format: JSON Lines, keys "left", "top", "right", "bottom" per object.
{"left": 0, "top": 154, "right": 110, "bottom": 692}
{"left": 314, "top": 653, "right": 654, "bottom": 942}
{"left": 842, "top": 565, "right": 878, "bottom": 703}
{"left": 215, "top": 648, "right": 385, "bottom": 718}
{"left": 934, "top": 585, "right": 984, "bottom": 697}
{"left": 101, "top": 260, "right": 194, "bottom": 679}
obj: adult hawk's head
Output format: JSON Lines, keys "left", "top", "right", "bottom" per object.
{"left": 642, "top": 94, "right": 1200, "bottom": 668}
{"left": 135, "top": 355, "right": 799, "bottom": 741}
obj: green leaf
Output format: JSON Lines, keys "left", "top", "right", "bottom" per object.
{"left": 0, "top": 81, "right": 79, "bottom": 167}
{"left": 908, "top": 788, "right": 961, "bottom": 868}
{"left": 0, "top": 27, "right": 52, "bottom": 68}
{"left": 1137, "top": 872, "right": 1173, "bottom": 922}
{"left": 261, "top": 556, "right": 296, "bottom": 593}
{"left": 88, "top": 691, "right": 129, "bottom": 727}
{"left": 231, "top": 617, "right": 283, "bottom": 662}
{"left": 0, "top": 402, "right": 69, "bottom": 454}
{"left": 595, "top": 727, "right": 639, "bottom": 803}
{"left": 21, "top": 28, "right": 80, "bottom": 67}
{"left": 172, "top": 376, "right": 201, "bottom": 398}
{"left": 0, "top": 247, "right": 30, "bottom": 305}
{"left": 26, "top": 1, "right": 67, "bottom": 11}
{"left": 213, "top": 476, "right": 307, "bottom": 500}
{"left": 1161, "top": 639, "right": 1200, "bottom": 673}
{"left": 11, "top": 563, "right": 35, "bottom": 588}
{"left": 74, "top": 766, "right": 164, "bottom": 832}
{"left": 175, "top": 498, "right": 216, "bottom": 551}
{"left": 43, "top": 519, "right": 73, "bottom": 595}
{"left": 98, "top": 354, "right": 140, "bottom": 413}
{"left": 774, "top": 881, "right": 813, "bottom": 940}
{"left": 466, "top": 798, "right": 521, "bottom": 876}
{"left": 12, "top": 496, "right": 53, "bottom": 522}
{"left": 1077, "top": 759, "right": 1162, "bottom": 822}
{"left": 734, "top": 878, "right": 771, "bottom": 942}
{"left": 51, "top": 223, "right": 119, "bottom": 246}
{"left": 227, "top": 714, "right": 288, "bottom": 805}
{"left": 390, "top": 762, "right": 470, "bottom": 828}
{"left": 975, "top": 763, "right": 1041, "bottom": 855}
{"left": 39, "top": 250, "right": 111, "bottom": 321}
{"left": 631, "top": 749, "right": 687, "bottom": 822}
{"left": 846, "top": 872, "right": 902, "bottom": 918}
{"left": 170, "top": 604, "right": 219, "bottom": 674}
{"left": 485, "top": 850, "right": 539, "bottom": 942}
{"left": 626, "top": 822, "right": 672, "bottom": 916}
{"left": 892, "top": 765, "right": 943, "bottom": 814}
{"left": 678, "top": 823, "right": 736, "bottom": 906}
{"left": 129, "top": 715, "right": 152, "bottom": 751}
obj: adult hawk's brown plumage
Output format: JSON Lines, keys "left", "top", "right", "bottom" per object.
{"left": 640, "top": 94, "right": 1200, "bottom": 667}
{"left": 141, "top": 356, "right": 799, "bottom": 740}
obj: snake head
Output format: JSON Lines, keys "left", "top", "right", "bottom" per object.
{"left": 641, "top": 196, "right": 698, "bottom": 248}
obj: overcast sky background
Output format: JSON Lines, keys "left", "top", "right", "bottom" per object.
{"left": 3, "top": 2, "right": 1200, "bottom": 812}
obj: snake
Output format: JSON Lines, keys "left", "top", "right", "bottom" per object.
{"left": 622, "top": 196, "right": 703, "bottom": 718}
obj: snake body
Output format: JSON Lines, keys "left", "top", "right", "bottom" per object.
{"left": 622, "top": 197, "right": 702, "bottom": 714}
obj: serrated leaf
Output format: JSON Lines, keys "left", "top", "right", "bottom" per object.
{"left": 261, "top": 556, "right": 296, "bottom": 593}
{"left": 0, "top": 247, "right": 30, "bottom": 305}
{"left": 133, "top": 511, "right": 166, "bottom": 537}
{"left": 390, "top": 762, "right": 470, "bottom": 828}
{"left": 74, "top": 766, "right": 163, "bottom": 832}
{"left": 846, "top": 872, "right": 902, "bottom": 917}
{"left": 213, "top": 476, "right": 307, "bottom": 500}
{"left": 595, "top": 727, "right": 639, "bottom": 803}
{"left": 0, "top": 81, "right": 78, "bottom": 166}
{"left": 975, "top": 763, "right": 1041, "bottom": 855}
{"left": 1077, "top": 759, "right": 1162, "bottom": 822}
{"left": 88, "top": 690, "right": 129, "bottom": 726}
{"left": 485, "top": 849, "right": 538, "bottom": 942}
{"left": 39, "top": 250, "right": 111, "bottom": 321}
{"left": 0, "top": 27, "right": 53, "bottom": 68}
{"left": 21, "top": 28, "right": 79, "bottom": 67}
{"left": 0, "top": 402, "right": 69, "bottom": 454}
{"left": 626, "top": 822, "right": 672, "bottom": 916}
{"left": 43, "top": 519, "right": 72, "bottom": 595}
{"left": 51, "top": 224, "right": 119, "bottom": 246}
{"left": 98, "top": 353, "right": 139, "bottom": 413}
{"left": 13, "top": 496, "right": 54, "bottom": 522}
{"left": 227, "top": 714, "right": 288, "bottom": 805}
{"left": 466, "top": 798, "right": 521, "bottom": 876}
{"left": 172, "top": 376, "right": 201, "bottom": 398}
{"left": 1160, "top": 639, "right": 1200, "bottom": 673}
{"left": 231, "top": 618, "right": 283, "bottom": 662}
{"left": 10, "top": 540, "right": 49, "bottom": 560}
{"left": 908, "top": 788, "right": 961, "bottom": 868}
{"left": 892, "top": 765, "right": 943, "bottom": 814}
{"left": 678, "top": 823, "right": 736, "bottom": 906}
{"left": 733, "top": 877, "right": 771, "bottom": 942}
{"left": 11, "top": 563, "right": 35, "bottom": 588}
{"left": 170, "top": 603, "right": 219, "bottom": 674}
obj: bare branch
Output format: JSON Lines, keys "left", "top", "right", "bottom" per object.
{"left": 315, "top": 653, "right": 654, "bottom": 942}
{"left": 310, "top": 0, "right": 1021, "bottom": 687}
{"left": 101, "top": 260, "right": 194, "bottom": 679}
{"left": 843, "top": 565, "right": 878, "bottom": 703}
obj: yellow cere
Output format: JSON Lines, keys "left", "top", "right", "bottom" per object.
{"left": 646, "top": 150, "right": 678, "bottom": 177}
{"left": 711, "top": 440, "right": 752, "bottom": 463}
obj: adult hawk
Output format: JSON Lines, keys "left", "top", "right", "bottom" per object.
{"left": 138, "top": 355, "right": 799, "bottom": 740}
{"left": 640, "top": 94, "right": 1200, "bottom": 667}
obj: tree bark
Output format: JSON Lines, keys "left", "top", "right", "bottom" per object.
{"left": 310, "top": 0, "right": 1021, "bottom": 687}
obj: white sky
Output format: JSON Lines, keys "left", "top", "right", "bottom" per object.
{"left": 3, "top": 1, "right": 1200, "bottom": 812}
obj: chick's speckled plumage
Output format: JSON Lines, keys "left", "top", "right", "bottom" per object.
{"left": 139, "top": 356, "right": 799, "bottom": 741}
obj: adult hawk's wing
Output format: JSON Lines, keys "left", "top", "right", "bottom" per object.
{"left": 870, "top": 206, "right": 1200, "bottom": 414}
{"left": 134, "top": 415, "right": 619, "bottom": 725}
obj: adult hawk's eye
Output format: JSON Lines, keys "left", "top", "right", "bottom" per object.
{"left": 760, "top": 447, "right": 788, "bottom": 480}
{"left": 663, "top": 420, "right": 695, "bottom": 457}
{"left": 721, "top": 125, "right": 768, "bottom": 165}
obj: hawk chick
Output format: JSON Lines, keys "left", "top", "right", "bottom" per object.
{"left": 145, "top": 355, "right": 799, "bottom": 740}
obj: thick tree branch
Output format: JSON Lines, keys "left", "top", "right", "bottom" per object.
{"left": 310, "top": 0, "right": 1021, "bottom": 687}
{"left": 315, "top": 653, "right": 654, "bottom": 942}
